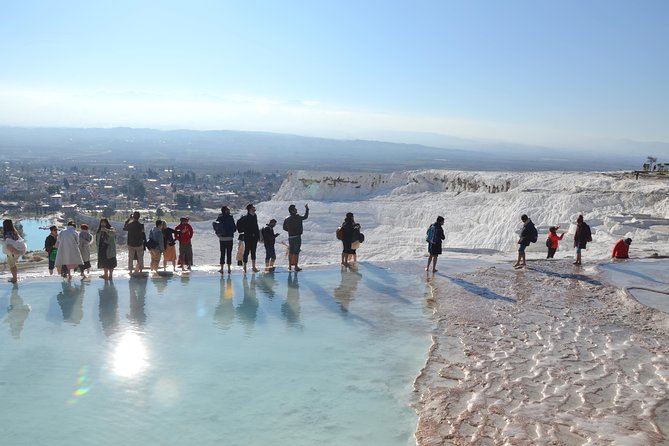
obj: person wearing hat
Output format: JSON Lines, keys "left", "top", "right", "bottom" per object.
{"left": 282, "top": 203, "right": 309, "bottom": 272}
{"left": 612, "top": 238, "right": 632, "bottom": 259}
{"left": 174, "top": 216, "right": 194, "bottom": 271}
{"left": 261, "top": 218, "right": 280, "bottom": 272}
{"left": 77, "top": 223, "right": 94, "bottom": 278}
{"left": 546, "top": 225, "right": 565, "bottom": 259}
{"left": 236, "top": 204, "right": 260, "bottom": 273}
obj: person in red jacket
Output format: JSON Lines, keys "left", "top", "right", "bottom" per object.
{"left": 546, "top": 226, "right": 565, "bottom": 259}
{"left": 174, "top": 216, "right": 194, "bottom": 271}
{"left": 612, "top": 238, "right": 632, "bottom": 259}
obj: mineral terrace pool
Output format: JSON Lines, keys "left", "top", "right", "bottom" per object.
{"left": 0, "top": 266, "right": 432, "bottom": 446}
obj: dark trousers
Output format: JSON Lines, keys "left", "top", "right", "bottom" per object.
{"left": 219, "top": 240, "right": 233, "bottom": 265}
{"left": 547, "top": 247, "right": 557, "bottom": 258}
{"left": 243, "top": 239, "right": 258, "bottom": 263}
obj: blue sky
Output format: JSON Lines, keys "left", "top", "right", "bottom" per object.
{"left": 1, "top": 0, "right": 667, "bottom": 151}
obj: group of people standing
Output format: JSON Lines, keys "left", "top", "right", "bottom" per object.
{"left": 214, "top": 203, "right": 310, "bottom": 274}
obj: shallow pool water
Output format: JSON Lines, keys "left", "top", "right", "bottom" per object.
{"left": 16, "top": 218, "right": 53, "bottom": 252}
{"left": 0, "top": 266, "right": 432, "bottom": 446}
{"left": 600, "top": 259, "right": 669, "bottom": 313}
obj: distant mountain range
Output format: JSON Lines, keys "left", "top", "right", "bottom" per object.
{"left": 0, "top": 126, "right": 645, "bottom": 171}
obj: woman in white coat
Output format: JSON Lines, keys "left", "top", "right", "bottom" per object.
{"left": 54, "top": 221, "right": 84, "bottom": 280}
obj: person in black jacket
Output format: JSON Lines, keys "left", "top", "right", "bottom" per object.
{"left": 426, "top": 216, "right": 445, "bottom": 273}
{"left": 261, "top": 219, "right": 280, "bottom": 272}
{"left": 237, "top": 204, "right": 260, "bottom": 273}
{"left": 213, "top": 206, "right": 237, "bottom": 274}
{"left": 573, "top": 214, "right": 592, "bottom": 265}
{"left": 513, "top": 214, "right": 537, "bottom": 268}
{"left": 340, "top": 212, "right": 361, "bottom": 267}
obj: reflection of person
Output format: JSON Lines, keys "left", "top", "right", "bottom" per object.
{"left": 612, "top": 238, "right": 632, "bottom": 259}
{"left": 6, "top": 284, "right": 31, "bottom": 338}
{"left": 283, "top": 203, "right": 309, "bottom": 272}
{"left": 98, "top": 281, "right": 119, "bottom": 337}
{"left": 333, "top": 269, "right": 362, "bottom": 313}
{"left": 2, "top": 219, "right": 26, "bottom": 283}
{"left": 426, "top": 216, "right": 445, "bottom": 272}
{"left": 214, "top": 277, "right": 235, "bottom": 331}
{"left": 124, "top": 211, "right": 146, "bottom": 273}
{"left": 57, "top": 281, "right": 85, "bottom": 324}
{"left": 96, "top": 218, "right": 117, "bottom": 280}
{"left": 128, "top": 276, "right": 147, "bottom": 327}
{"left": 214, "top": 206, "right": 236, "bottom": 274}
{"left": 282, "top": 273, "right": 301, "bottom": 326}
{"left": 44, "top": 225, "right": 58, "bottom": 275}
{"left": 546, "top": 226, "right": 565, "bottom": 259}
{"left": 256, "top": 270, "right": 278, "bottom": 299}
{"left": 573, "top": 214, "right": 592, "bottom": 266}
{"left": 55, "top": 221, "right": 84, "bottom": 280}
{"left": 237, "top": 275, "right": 258, "bottom": 333}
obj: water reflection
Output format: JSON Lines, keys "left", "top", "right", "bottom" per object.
{"left": 57, "top": 281, "right": 85, "bottom": 324}
{"left": 333, "top": 269, "right": 362, "bottom": 313}
{"left": 128, "top": 276, "right": 147, "bottom": 327}
{"left": 282, "top": 272, "right": 301, "bottom": 327}
{"left": 237, "top": 275, "right": 258, "bottom": 334}
{"left": 214, "top": 277, "right": 235, "bottom": 331}
{"left": 5, "top": 284, "right": 31, "bottom": 338}
{"left": 256, "top": 271, "right": 278, "bottom": 299}
{"left": 99, "top": 281, "right": 119, "bottom": 337}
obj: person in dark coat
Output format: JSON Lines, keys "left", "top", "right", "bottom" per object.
{"left": 573, "top": 214, "right": 592, "bottom": 265}
{"left": 426, "top": 216, "right": 445, "bottom": 273}
{"left": 214, "top": 206, "right": 237, "bottom": 274}
{"left": 514, "top": 214, "right": 537, "bottom": 268}
{"left": 340, "top": 212, "right": 361, "bottom": 267}
{"left": 261, "top": 219, "right": 280, "bottom": 272}
{"left": 237, "top": 204, "right": 260, "bottom": 273}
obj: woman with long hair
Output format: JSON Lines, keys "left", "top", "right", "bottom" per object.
{"left": 2, "top": 219, "right": 25, "bottom": 283}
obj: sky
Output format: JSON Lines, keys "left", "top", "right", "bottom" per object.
{"left": 1, "top": 0, "right": 668, "bottom": 153}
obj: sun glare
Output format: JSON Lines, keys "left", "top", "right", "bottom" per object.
{"left": 112, "top": 332, "right": 149, "bottom": 378}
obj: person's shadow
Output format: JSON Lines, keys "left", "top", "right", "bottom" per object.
{"left": 214, "top": 277, "right": 235, "bottom": 332}
{"left": 99, "top": 281, "right": 119, "bottom": 337}
{"left": 57, "top": 281, "right": 85, "bottom": 324}
{"left": 128, "top": 276, "right": 147, "bottom": 327}
{"left": 282, "top": 272, "right": 302, "bottom": 327}
{"left": 333, "top": 269, "right": 363, "bottom": 313}
{"left": 5, "top": 284, "right": 31, "bottom": 338}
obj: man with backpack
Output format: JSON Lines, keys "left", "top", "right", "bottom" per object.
{"left": 425, "top": 216, "right": 445, "bottom": 273}
{"left": 573, "top": 214, "right": 592, "bottom": 265}
{"left": 261, "top": 219, "right": 280, "bottom": 272}
{"left": 213, "top": 206, "right": 237, "bottom": 274}
{"left": 514, "top": 214, "right": 537, "bottom": 268}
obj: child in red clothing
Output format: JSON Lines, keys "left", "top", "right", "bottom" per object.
{"left": 546, "top": 226, "right": 565, "bottom": 259}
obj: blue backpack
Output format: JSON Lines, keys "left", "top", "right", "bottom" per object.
{"left": 426, "top": 225, "right": 435, "bottom": 243}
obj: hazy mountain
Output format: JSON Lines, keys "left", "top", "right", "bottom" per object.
{"left": 0, "top": 126, "right": 642, "bottom": 171}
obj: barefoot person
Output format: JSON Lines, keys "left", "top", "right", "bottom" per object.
{"left": 573, "top": 214, "right": 592, "bottom": 265}
{"left": 2, "top": 219, "right": 25, "bottom": 283}
{"left": 340, "top": 212, "right": 361, "bottom": 268}
{"left": 162, "top": 221, "right": 177, "bottom": 272}
{"left": 213, "top": 206, "right": 236, "bottom": 274}
{"left": 426, "top": 216, "right": 445, "bottom": 272}
{"left": 54, "top": 221, "right": 84, "bottom": 281}
{"left": 612, "top": 238, "right": 632, "bottom": 259}
{"left": 283, "top": 203, "right": 309, "bottom": 272}
{"left": 546, "top": 226, "right": 565, "bottom": 259}
{"left": 96, "top": 218, "right": 117, "bottom": 280}
{"left": 513, "top": 214, "right": 537, "bottom": 268}
{"left": 261, "top": 219, "right": 280, "bottom": 272}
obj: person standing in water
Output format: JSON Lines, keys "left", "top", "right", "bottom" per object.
{"left": 513, "top": 214, "right": 537, "bottom": 268}
{"left": 96, "top": 218, "right": 117, "bottom": 281}
{"left": 283, "top": 203, "right": 309, "bottom": 272}
{"left": 573, "top": 214, "right": 592, "bottom": 265}
{"left": 426, "top": 216, "right": 445, "bottom": 273}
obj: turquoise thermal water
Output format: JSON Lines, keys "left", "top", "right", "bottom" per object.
{"left": 0, "top": 267, "right": 432, "bottom": 446}
{"left": 16, "top": 218, "right": 52, "bottom": 252}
